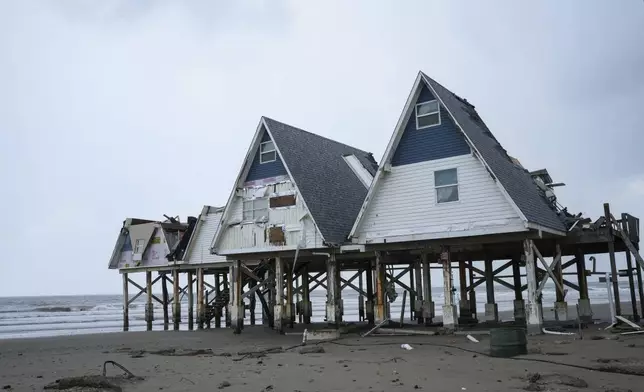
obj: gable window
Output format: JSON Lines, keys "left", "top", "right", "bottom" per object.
{"left": 134, "top": 239, "right": 145, "bottom": 254}
{"left": 243, "top": 198, "right": 269, "bottom": 221}
{"left": 416, "top": 100, "right": 440, "bottom": 129}
{"left": 260, "top": 141, "right": 276, "bottom": 164}
{"left": 434, "top": 168, "right": 459, "bottom": 203}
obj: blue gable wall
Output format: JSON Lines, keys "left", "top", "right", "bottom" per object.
{"left": 245, "top": 129, "right": 288, "bottom": 182}
{"left": 391, "top": 83, "right": 470, "bottom": 166}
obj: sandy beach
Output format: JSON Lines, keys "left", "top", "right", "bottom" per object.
{"left": 1, "top": 319, "right": 642, "bottom": 392}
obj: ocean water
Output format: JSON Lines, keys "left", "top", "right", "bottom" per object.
{"left": 0, "top": 280, "right": 637, "bottom": 340}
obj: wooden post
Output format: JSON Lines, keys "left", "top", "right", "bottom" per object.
{"left": 458, "top": 260, "right": 470, "bottom": 322}
{"left": 374, "top": 252, "right": 388, "bottom": 324}
{"left": 172, "top": 269, "right": 180, "bottom": 331}
{"left": 409, "top": 263, "right": 415, "bottom": 322}
{"left": 230, "top": 260, "right": 244, "bottom": 334}
{"left": 187, "top": 271, "right": 194, "bottom": 330}
{"left": 162, "top": 273, "right": 169, "bottom": 330}
{"left": 468, "top": 260, "right": 477, "bottom": 321}
{"left": 249, "top": 280, "right": 257, "bottom": 326}
{"left": 358, "top": 269, "right": 364, "bottom": 322}
{"left": 302, "top": 265, "right": 312, "bottom": 324}
{"left": 621, "top": 215, "right": 639, "bottom": 321}
{"left": 524, "top": 239, "right": 543, "bottom": 335}
{"left": 365, "top": 261, "right": 375, "bottom": 324}
{"left": 146, "top": 271, "right": 153, "bottom": 331}
{"left": 414, "top": 261, "right": 423, "bottom": 324}
{"left": 223, "top": 272, "right": 231, "bottom": 327}
{"left": 512, "top": 259, "right": 525, "bottom": 323}
{"left": 575, "top": 249, "right": 592, "bottom": 323}
{"left": 553, "top": 244, "right": 569, "bottom": 321}
{"left": 441, "top": 246, "right": 457, "bottom": 331}
{"left": 197, "top": 268, "right": 204, "bottom": 330}
{"left": 122, "top": 273, "right": 129, "bottom": 332}
{"left": 325, "top": 253, "right": 341, "bottom": 326}
{"left": 604, "top": 203, "right": 621, "bottom": 316}
{"left": 422, "top": 253, "right": 433, "bottom": 325}
{"left": 484, "top": 258, "right": 498, "bottom": 322}
{"left": 274, "top": 257, "right": 285, "bottom": 332}
{"left": 214, "top": 273, "right": 222, "bottom": 328}
{"left": 286, "top": 261, "right": 294, "bottom": 328}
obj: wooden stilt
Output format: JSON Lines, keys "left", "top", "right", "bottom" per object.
{"left": 414, "top": 261, "right": 423, "bottom": 324}
{"left": 374, "top": 252, "right": 388, "bottom": 324}
{"left": 223, "top": 272, "right": 231, "bottom": 327}
{"left": 365, "top": 261, "right": 375, "bottom": 324}
{"left": 172, "top": 269, "right": 180, "bottom": 331}
{"left": 274, "top": 257, "right": 285, "bottom": 332}
{"left": 214, "top": 273, "right": 222, "bottom": 328}
{"left": 458, "top": 260, "right": 469, "bottom": 322}
{"left": 484, "top": 258, "right": 498, "bottom": 322}
{"left": 422, "top": 253, "right": 433, "bottom": 325}
{"left": 325, "top": 254, "right": 342, "bottom": 326}
{"left": 197, "top": 268, "right": 204, "bottom": 330}
{"left": 604, "top": 203, "right": 622, "bottom": 316}
{"left": 468, "top": 260, "right": 477, "bottom": 321}
{"left": 122, "top": 273, "right": 129, "bottom": 332}
{"left": 358, "top": 269, "right": 364, "bottom": 322}
{"left": 286, "top": 261, "right": 294, "bottom": 328}
{"left": 162, "top": 273, "right": 169, "bottom": 330}
{"left": 187, "top": 271, "right": 194, "bottom": 330}
{"left": 231, "top": 260, "right": 244, "bottom": 334}
{"left": 249, "top": 280, "right": 257, "bottom": 326}
{"left": 441, "top": 246, "right": 457, "bottom": 331}
{"left": 524, "top": 239, "right": 543, "bottom": 335}
{"left": 409, "top": 263, "right": 415, "bottom": 322}
{"left": 146, "top": 271, "right": 153, "bottom": 331}
{"left": 302, "top": 265, "right": 311, "bottom": 324}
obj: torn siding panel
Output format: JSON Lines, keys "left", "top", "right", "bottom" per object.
{"left": 356, "top": 154, "right": 524, "bottom": 242}
{"left": 217, "top": 180, "right": 323, "bottom": 253}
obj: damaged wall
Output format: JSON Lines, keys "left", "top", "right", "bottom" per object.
{"left": 118, "top": 226, "right": 171, "bottom": 268}
{"left": 216, "top": 180, "right": 323, "bottom": 254}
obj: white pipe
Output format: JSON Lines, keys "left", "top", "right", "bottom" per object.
{"left": 542, "top": 328, "right": 576, "bottom": 336}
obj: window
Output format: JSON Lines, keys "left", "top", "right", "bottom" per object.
{"left": 260, "top": 141, "right": 276, "bottom": 163}
{"left": 434, "top": 168, "right": 459, "bottom": 203}
{"left": 243, "top": 198, "right": 269, "bottom": 221}
{"left": 134, "top": 239, "right": 145, "bottom": 254}
{"left": 416, "top": 100, "right": 440, "bottom": 129}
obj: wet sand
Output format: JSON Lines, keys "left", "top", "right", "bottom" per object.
{"left": 1, "top": 322, "right": 642, "bottom": 392}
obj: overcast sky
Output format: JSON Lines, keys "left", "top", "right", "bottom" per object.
{"left": 1, "top": 1, "right": 643, "bottom": 296}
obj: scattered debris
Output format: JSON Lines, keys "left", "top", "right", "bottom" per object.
{"left": 524, "top": 372, "right": 588, "bottom": 391}
{"left": 466, "top": 335, "right": 479, "bottom": 343}
{"left": 542, "top": 328, "right": 576, "bottom": 336}
{"left": 2, "top": 386, "right": 10, "bottom": 390}
{"left": 44, "top": 360, "right": 143, "bottom": 391}
{"left": 616, "top": 316, "right": 642, "bottom": 330}
{"left": 400, "top": 344, "right": 413, "bottom": 350}
{"left": 217, "top": 381, "right": 231, "bottom": 389}
{"left": 299, "top": 346, "right": 325, "bottom": 354}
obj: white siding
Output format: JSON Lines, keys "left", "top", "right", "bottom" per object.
{"left": 356, "top": 154, "right": 524, "bottom": 242}
{"left": 217, "top": 180, "right": 324, "bottom": 254}
{"left": 186, "top": 210, "right": 227, "bottom": 264}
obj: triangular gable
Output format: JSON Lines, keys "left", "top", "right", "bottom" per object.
{"left": 184, "top": 205, "right": 227, "bottom": 264}
{"left": 128, "top": 222, "right": 157, "bottom": 261}
{"left": 244, "top": 129, "right": 288, "bottom": 184}
{"left": 349, "top": 72, "right": 566, "bottom": 239}
{"left": 211, "top": 117, "right": 326, "bottom": 251}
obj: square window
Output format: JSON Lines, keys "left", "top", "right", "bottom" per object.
{"left": 260, "top": 141, "right": 276, "bottom": 164}
{"left": 416, "top": 100, "right": 441, "bottom": 129}
{"left": 243, "top": 198, "right": 269, "bottom": 221}
{"left": 134, "top": 239, "right": 145, "bottom": 254}
{"left": 434, "top": 168, "right": 459, "bottom": 203}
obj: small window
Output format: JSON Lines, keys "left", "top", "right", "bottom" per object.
{"left": 416, "top": 100, "right": 440, "bottom": 129}
{"left": 260, "top": 141, "right": 276, "bottom": 164}
{"left": 434, "top": 168, "right": 459, "bottom": 203}
{"left": 134, "top": 239, "right": 145, "bottom": 254}
{"left": 243, "top": 198, "right": 269, "bottom": 221}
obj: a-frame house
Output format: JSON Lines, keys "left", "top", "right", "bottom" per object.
{"left": 349, "top": 71, "right": 568, "bottom": 332}
{"left": 211, "top": 116, "right": 378, "bottom": 331}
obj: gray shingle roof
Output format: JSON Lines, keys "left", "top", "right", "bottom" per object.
{"left": 263, "top": 117, "right": 378, "bottom": 245}
{"left": 421, "top": 73, "right": 566, "bottom": 233}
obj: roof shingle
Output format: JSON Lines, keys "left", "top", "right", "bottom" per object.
{"left": 263, "top": 117, "right": 377, "bottom": 245}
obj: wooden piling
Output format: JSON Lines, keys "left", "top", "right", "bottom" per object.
{"left": 421, "top": 253, "right": 433, "bottom": 326}
{"left": 468, "top": 260, "right": 477, "bottom": 320}
{"left": 197, "top": 268, "right": 204, "bottom": 330}
{"left": 358, "top": 269, "right": 364, "bottom": 322}
{"left": 302, "top": 265, "right": 311, "bottom": 324}
{"left": 172, "top": 269, "right": 180, "bottom": 331}
{"left": 409, "top": 264, "right": 415, "bottom": 322}
{"left": 187, "top": 271, "right": 194, "bottom": 330}
{"left": 524, "top": 239, "right": 543, "bottom": 335}
{"left": 441, "top": 246, "right": 457, "bottom": 331}
{"left": 223, "top": 272, "right": 231, "bottom": 327}
{"left": 604, "top": 203, "right": 621, "bottom": 316}
{"left": 286, "top": 261, "right": 294, "bottom": 328}
{"left": 122, "top": 273, "right": 129, "bottom": 332}
{"left": 161, "top": 274, "right": 169, "bottom": 330}
{"left": 414, "top": 261, "right": 423, "bottom": 324}
{"left": 146, "top": 271, "right": 153, "bottom": 331}
{"left": 622, "top": 214, "right": 640, "bottom": 321}
{"left": 374, "top": 252, "right": 387, "bottom": 324}
{"left": 214, "top": 272, "right": 222, "bottom": 328}
{"left": 249, "top": 280, "right": 257, "bottom": 326}
{"left": 274, "top": 257, "right": 285, "bottom": 332}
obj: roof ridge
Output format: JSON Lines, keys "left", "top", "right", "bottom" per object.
{"left": 262, "top": 116, "right": 373, "bottom": 157}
